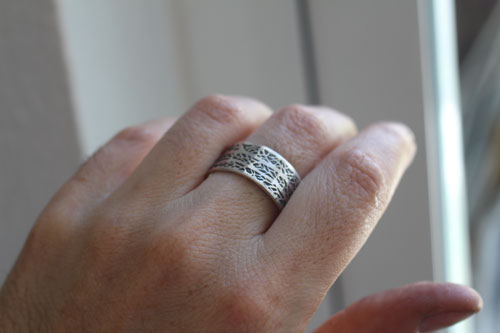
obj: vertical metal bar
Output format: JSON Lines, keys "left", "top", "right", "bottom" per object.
{"left": 418, "top": 0, "right": 473, "bottom": 332}
{"left": 295, "top": 0, "right": 320, "bottom": 105}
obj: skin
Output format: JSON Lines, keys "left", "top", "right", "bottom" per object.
{"left": 0, "top": 95, "right": 481, "bottom": 332}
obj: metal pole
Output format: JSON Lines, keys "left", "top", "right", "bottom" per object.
{"left": 418, "top": 0, "right": 473, "bottom": 331}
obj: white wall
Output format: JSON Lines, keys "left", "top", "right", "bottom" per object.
{"left": 0, "top": 0, "right": 81, "bottom": 282}
{"left": 57, "top": 0, "right": 307, "bottom": 156}
{"left": 57, "top": 0, "right": 189, "bottom": 156}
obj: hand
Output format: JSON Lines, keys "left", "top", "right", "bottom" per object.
{"left": 0, "top": 95, "right": 481, "bottom": 332}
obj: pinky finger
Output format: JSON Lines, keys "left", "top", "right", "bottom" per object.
{"left": 44, "top": 118, "right": 175, "bottom": 222}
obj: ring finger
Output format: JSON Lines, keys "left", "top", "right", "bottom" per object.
{"left": 195, "top": 104, "right": 357, "bottom": 236}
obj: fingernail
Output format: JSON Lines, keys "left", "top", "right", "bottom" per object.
{"left": 419, "top": 311, "right": 476, "bottom": 332}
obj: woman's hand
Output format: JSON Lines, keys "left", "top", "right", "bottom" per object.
{"left": 0, "top": 95, "right": 481, "bottom": 332}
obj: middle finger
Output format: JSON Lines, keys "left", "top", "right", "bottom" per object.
{"left": 194, "top": 104, "right": 357, "bottom": 236}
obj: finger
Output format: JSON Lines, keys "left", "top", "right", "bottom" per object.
{"left": 46, "top": 118, "right": 176, "bottom": 221}
{"left": 263, "top": 122, "right": 416, "bottom": 298}
{"left": 116, "top": 95, "right": 272, "bottom": 205}
{"left": 195, "top": 104, "right": 357, "bottom": 235}
{"left": 314, "top": 282, "right": 482, "bottom": 332}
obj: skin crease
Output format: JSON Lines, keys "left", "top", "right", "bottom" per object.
{"left": 0, "top": 95, "right": 482, "bottom": 332}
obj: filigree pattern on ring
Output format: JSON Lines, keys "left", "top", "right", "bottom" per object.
{"left": 210, "top": 142, "right": 301, "bottom": 209}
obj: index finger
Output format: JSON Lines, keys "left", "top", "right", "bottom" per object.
{"left": 261, "top": 122, "right": 416, "bottom": 300}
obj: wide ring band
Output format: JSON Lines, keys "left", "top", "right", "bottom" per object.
{"left": 208, "top": 142, "right": 301, "bottom": 209}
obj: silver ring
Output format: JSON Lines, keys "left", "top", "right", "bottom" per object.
{"left": 208, "top": 142, "right": 301, "bottom": 209}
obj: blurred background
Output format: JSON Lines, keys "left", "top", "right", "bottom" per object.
{"left": 459, "top": 0, "right": 500, "bottom": 331}
{"left": 0, "top": 0, "right": 498, "bottom": 332}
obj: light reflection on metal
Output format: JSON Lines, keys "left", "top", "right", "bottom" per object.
{"left": 418, "top": 0, "right": 473, "bottom": 332}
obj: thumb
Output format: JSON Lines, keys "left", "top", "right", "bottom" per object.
{"left": 314, "top": 282, "right": 482, "bottom": 333}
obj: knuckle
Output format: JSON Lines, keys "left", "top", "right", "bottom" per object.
{"left": 73, "top": 152, "right": 105, "bottom": 184}
{"left": 40, "top": 196, "right": 80, "bottom": 227}
{"left": 114, "top": 125, "right": 159, "bottom": 146}
{"left": 27, "top": 210, "right": 75, "bottom": 257}
{"left": 194, "top": 94, "right": 246, "bottom": 127}
{"left": 278, "top": 105, "right": 325, "bottom": 142}
{"left": 337, "top": 148, "right": 385, "bottom": 202}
